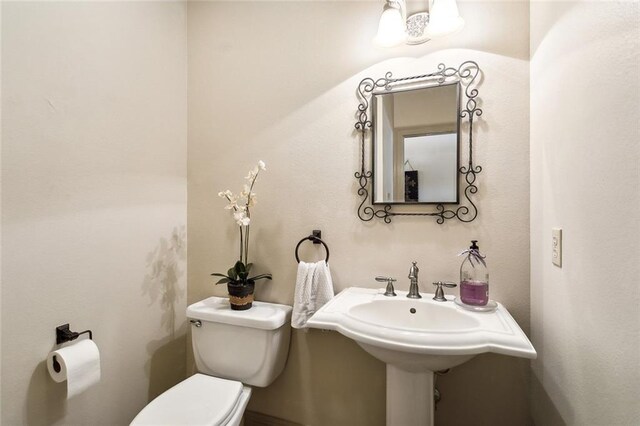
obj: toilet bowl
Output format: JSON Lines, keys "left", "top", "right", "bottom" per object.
{"left": 131, "top": 297, "right": 292, "bottom": 426}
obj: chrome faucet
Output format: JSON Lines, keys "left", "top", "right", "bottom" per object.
{"left": 407, "top": 261, "right": 422, "bottom": 299}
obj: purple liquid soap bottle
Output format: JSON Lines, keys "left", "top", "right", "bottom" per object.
{"left": 459, "top": 240, "right": 489, "bottom": 306}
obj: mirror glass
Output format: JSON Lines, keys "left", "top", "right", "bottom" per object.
{"left": 372, "top": 82, "right": 460, "bottom": 204}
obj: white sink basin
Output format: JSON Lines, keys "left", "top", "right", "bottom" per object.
{"left": 348, "top": 299, "right": 481, "bottom": 332}
{"left": 308, "top": 287, "right": 535, "bottom": 426}
{"left": 308, "top": 287, "right": 536, "bottom": 371}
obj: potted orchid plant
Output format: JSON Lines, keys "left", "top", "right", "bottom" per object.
{"left": 212, "top": 160, "right": 272, "bottom": 310}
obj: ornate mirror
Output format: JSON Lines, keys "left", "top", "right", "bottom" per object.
{"left": 355, "top": 61, "right": 482, "bottom": 224}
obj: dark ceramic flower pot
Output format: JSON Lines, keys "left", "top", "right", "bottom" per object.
{"left": 227, "top": 281, "right": 255, "bottom": 310}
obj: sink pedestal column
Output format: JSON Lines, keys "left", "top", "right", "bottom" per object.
{"left": 386, "top": 365, "right": 434, "bottom": 426}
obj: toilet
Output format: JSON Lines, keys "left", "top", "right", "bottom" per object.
{"left": 131, "top": 296, "right": 292, "bottom": 426}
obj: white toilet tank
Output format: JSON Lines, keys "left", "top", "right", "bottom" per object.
{"left": 187, "top": 296, "right": 292, "bottom": 387}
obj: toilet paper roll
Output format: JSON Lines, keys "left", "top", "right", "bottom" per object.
{"left": 47, "top": 339, "right": 101, "bottom": 399}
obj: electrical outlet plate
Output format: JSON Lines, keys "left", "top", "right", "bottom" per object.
{"left": 552, "top": 228, "right": 562, "bottom": 267}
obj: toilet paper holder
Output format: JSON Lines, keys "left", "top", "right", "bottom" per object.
{"left": 56, "top": 323, "right": 93, "bottom": 345}
{"left": 52, "top": 324, "right": 93, "bottom": 373}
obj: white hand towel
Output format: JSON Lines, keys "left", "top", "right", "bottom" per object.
{"left": 292, "top": 260, "right": 334, "bottom": 329}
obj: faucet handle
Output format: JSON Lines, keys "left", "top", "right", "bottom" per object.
{"left": 433, "top": 281, "right": 457, "bottom": 288}
{"left": 375, "top": 276, "right": 397, "bottom": 297}
{"left": 432, "top": 281, "right": 457, "bottom": 302}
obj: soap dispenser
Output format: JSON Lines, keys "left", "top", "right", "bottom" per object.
{"left": 459, "top": 240, "right": 489, "bottom": 306}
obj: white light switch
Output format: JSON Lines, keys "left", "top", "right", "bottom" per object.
{"left": 552, "top": 228, "right": 562, "bottom": 267}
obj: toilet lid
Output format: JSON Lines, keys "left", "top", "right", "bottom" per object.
{"left": 131, "top": 374, "right": 243, "bottom": 426}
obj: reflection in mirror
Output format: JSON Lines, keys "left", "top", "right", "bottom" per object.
{"left": 373, "top": 82, "right": 460, "bottom": 204}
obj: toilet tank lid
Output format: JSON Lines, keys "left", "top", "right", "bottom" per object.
{"left": 187, "top": 297, "right": 292, "bottom": 330}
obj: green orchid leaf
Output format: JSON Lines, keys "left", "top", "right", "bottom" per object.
{"left": 234, "top": 260, "right": 245, "bottom": 273}
{"left": 250, "top": 274, "right": 272, "bottom": 281}
{"left": 215, "top": 277, "right": 230, "bottom": 285}
{"left": 245, "top": 263, "right": 253, "bottom": 273}
{"left": 211, "top": 273, "right": 230, "bottom": 278}
{"left": 228, "top": 267, "right": 237, "bottom": 280}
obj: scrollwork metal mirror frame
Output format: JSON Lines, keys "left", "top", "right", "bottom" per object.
{"left": 355, "top": 61, "right": 483, "bottom": 224}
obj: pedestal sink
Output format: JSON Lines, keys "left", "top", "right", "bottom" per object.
{"left": 306, "top": 287, "right": 536, "bottom": 426}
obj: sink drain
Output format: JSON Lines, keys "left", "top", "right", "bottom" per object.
{"left": 409, "top": 308, "right": 416, "bottom": 314}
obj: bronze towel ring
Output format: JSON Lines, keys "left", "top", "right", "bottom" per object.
{"left": 295, "top": 231, "right": 329, "bottom": 264}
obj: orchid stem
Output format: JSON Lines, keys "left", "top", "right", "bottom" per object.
{"left": 245, "top": 225, "right": 250, "bottom": 265}
{"left": 239, "top": 226, "right": 244, "bottom": 264}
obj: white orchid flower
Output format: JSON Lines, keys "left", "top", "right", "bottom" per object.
{"left": 218, "top": 190, "right": 233, "bottom": 199}
{"left": 233, "top": 211, "right": 250, "bottom": 226}
{"left": 215, "top": 159, "right": 267, "bottom": 269}
{"left": 224, "top": 195, "right": 239, "bottom": 210}
{"left": 248, "top": 193, "right": 257, "bottom": 207}
{"left": 240, "top": 184, "right": 250, "bottom": 198}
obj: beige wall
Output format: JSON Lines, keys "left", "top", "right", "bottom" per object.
{"left": 1, "top": 2, "right": 187, "bottom": 425}
{"left": 188, "top": 1, "right": 530, "bottom": 425}
{"left": 0, "top": 3, "right": 3, "bottom": 422}
{"left": 394, "top": 84, "right": 458, "bottom": 128}
{"left": 530, "top": 2, "right": 640, "bottom": 425}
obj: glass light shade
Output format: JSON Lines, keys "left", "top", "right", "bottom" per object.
{"left": 373, "top": 4, "right": 408, "bottom": 48}
{"left": 424, "top": 0, "right": 465, "bottom": 38}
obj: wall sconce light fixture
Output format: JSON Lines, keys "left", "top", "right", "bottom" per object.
{"left": 374, "top": 0, "right": 464, "bottom": 47}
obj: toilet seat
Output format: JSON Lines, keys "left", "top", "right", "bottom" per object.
{"left": 130, "top": 374, "right": 252, "bottom": 426}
